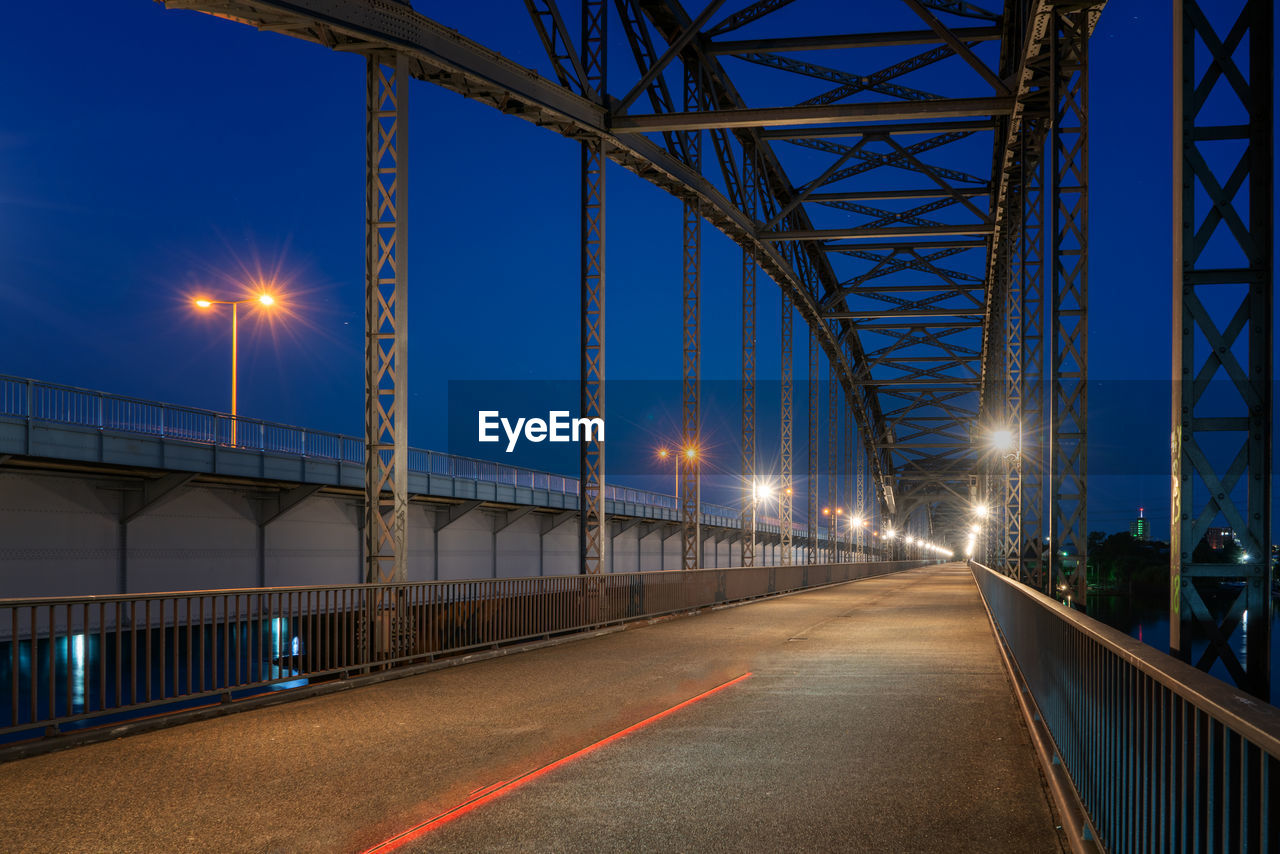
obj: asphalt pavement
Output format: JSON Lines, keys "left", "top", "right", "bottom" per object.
{"left": 0, "top": 563, "right": 1064, "bottom": 853}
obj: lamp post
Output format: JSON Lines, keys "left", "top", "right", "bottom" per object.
{"left": 194, "top": 292, "right": 276, "bottom": 444}
{"left": 823, "top": 507, "right": 843, "bottom": 564}
{"left": 750, "top": 479, "right": 773, "bottom": 565}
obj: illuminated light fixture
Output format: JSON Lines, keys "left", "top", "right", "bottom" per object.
{"left": 189, "top": 290, "right": 280, "bottom": 444}
{"left": 973, "top": 504, "right": 989, "bottom": 518}
{"left": 991, "top": 428, "right": 1015, "bottom": 453}
{"left": 684, "top": 447, "right": 698, "bottom": 461}
{"left": 656, "top": 447, "right": 670, "bottom": 460}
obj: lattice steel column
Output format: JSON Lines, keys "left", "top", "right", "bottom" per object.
{"left": 827, "top": 360, "right": 837, "bottom": 563}
{"left": 1022, "top": 129, "right": 1048, "bottom": 594}
{"left": 1171, "top": 0, "right": 1272, "bottom": 698}
{"left": 1049, "top": 10, "right": 1089, "bottom": 607}
{"left": 1004, "top": 163, "right": 1025, "bottom": 582}
{"left": 807, "top": 329, "right": 819, "bottom": 565}
{"left": 780, "top": 292, "right": 793, "bottom": 565}
{"left": 364, "top": 53, "right": 409, "bottom": 586}
{"left": 579, "top": 0, "right": 607, "bottom": 576}
{"left": 679, "top": 59, "right": 702, "bottom": 571}
{"left": 856, "top": 423, "right": 865, "bottom": 562}
{"left": 741, "top": 143, "right": 757, "bottom": 567}
{"left": 844, "top": 389, "right": 854, "bottom": 562}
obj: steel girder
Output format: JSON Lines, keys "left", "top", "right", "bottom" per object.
{"left": 679, "top": 59, "right": 703, "bottom": 571}
{"left": 1171, "top": 0, "right": 1272, "bottom": 699}
{"left": 740, "top": 141, "right": 757, "bottom": 566}
{"left": 843, "top": 389, "right": 854, "bottom": 561}
{"left": 827, "top": 360, "right": 837, "bottom": 562}
{"left": 780, "top": 291, "right": 793, "bottom": 565}
{"left": 364, "top": 54, "right": 409, "bottom": 587}
{"left": 1001, "top": 165, "right": 1024, "bottom": 582}
{"left": 806, "top": 329, "right": 819, "bottom": 565}
{"left": 579, "top": 0, "right": 607, "bottom": 576}
{"left": 1048, "top": 7, "right": 1089, "bottom": 607}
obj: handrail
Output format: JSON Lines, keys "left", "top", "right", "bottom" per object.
{"left": 1, "top": 375, "right": 801, "bottom": 526}
{"left": 0, "top": 560, "right": 926, "bottom": 746}
{"left": 970, "top": 561, "right": 1280, "bottom": 852}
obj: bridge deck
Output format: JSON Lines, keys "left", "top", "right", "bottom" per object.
{"left": 0, "top": 564, "right": 1064, "bottom": 853}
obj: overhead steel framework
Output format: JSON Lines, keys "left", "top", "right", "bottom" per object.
{"left": 1171, "top": 0, "right": 1272, "bottom": 699}
{"left": 161, "top": 0, "right": 1131, "bottom": 597}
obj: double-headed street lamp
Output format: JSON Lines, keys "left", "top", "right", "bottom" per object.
{"left": 656, "top": 444, "right": 698, "bottom": 501}
{"left": 193, "top": 292, "right": 276, "bottom": 443}
{"left": 749, "top": 478, "right": 774, "bottom": 564}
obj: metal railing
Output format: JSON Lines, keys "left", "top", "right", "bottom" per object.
{"left": 0, "top": 374, "right": 792, "bottom": 529}
{"left": 0, "top": 560, "right": 925, "bottom": 744}
{"left": 970, "top": 561, "right": 1280, "bottom": 853}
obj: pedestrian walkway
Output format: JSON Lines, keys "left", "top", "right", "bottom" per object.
{"left": 0, "top": 564, "right": 1063, "bottom": 853}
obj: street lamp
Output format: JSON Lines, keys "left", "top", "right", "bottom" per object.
{"left": 194, "top": 292, "right": 277, "bottom": 444}
{"left": 823, "top": 506, "right": 845, "bottom": 563}
{"left": 749, "top": 479, "right": 774, "bottom": 564}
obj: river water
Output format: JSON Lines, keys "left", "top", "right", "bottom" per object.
{"left": 1089, "top": 590, "right": 1279, "bottom": 707}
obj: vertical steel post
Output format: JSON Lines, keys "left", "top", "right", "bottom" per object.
{"left": 780, "top": 292, "right": 793, "bottom": 565}
{"left": 807, "top": 328, "right": 819, "bottom": 565}
{"left": 741, "top": 142, "right": 757, "bottom": 567}
{"left": 827, "top": 360, "right": 837, "bottom": 563}
{"left": 1004, "top": 157, "right": 1025, "bottom": 582}
{"left": 579, "top": 0, "right": 607, "bottom": 576}
{"left": 856, "top": 421, "right": 865, "bottom": 561}
{"left": 1022, "top": 127, "right": 1047, "bottom": 594}
{"left": 844, "top": 387, "right": 854, "bottom": 562}
{"left": 679, "top": 58, "right": 702, "bottom": 571}
{"left": 1171, "top": 0, "right": 1272, "bottom": 698}
{"left": 364, "top": 53, "right": 409, "bottom": 586}
{"left": 1049, "top": 9, "right": 1089, "bottom": 607}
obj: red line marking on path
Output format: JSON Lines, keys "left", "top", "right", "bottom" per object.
{"left": 360, "top": 672, "right": 754, "bottom": 854}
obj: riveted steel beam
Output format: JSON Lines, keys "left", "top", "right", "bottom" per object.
{"left": 1171, "top": 0, "right": 1272, "bottom": 699}
{"left": 364, "top": 53, "right": 409, "bottom": 587}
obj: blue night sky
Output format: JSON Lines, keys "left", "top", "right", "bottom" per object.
{"left": 0, "top": 2, "right": 1275, "bottom": 541}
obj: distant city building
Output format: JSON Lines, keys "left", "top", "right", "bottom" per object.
{"left": 1205, "top": 527, "right": 1235, "bottom": 552}
{"left": 1129, "top": 507, "right": 1149, "bottom": 541}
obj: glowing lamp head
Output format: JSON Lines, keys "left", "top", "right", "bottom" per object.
{"left": 822, "top": 508, "right": 830, "bottom": 516}
{"left": 657, "top": 448, "right": 670, "bottom": 460}
{"left": 684, "top": 447, "right": 697, "bottom": 461}
{"left": 755, "top": 482, "right": 773, "bottom": 500}
{"left": 195, "top": 299, "right": 212, "bottom": 308}
{"left": 991, "top": 429, "right": 1014, "bottom": 453}
{"left": 973, "top": 504, "right": 989, "bottom": 518}
{"left": 258, "top": 294, "right": 275, "bottom": 306}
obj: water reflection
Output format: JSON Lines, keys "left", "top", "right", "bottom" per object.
{"left": 1090, "top": 590, "right": 1274, "bottom": 706}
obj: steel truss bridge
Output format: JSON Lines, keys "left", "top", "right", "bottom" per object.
{"left": 152, "top": 0, "right": 1273, "bottom": 699}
